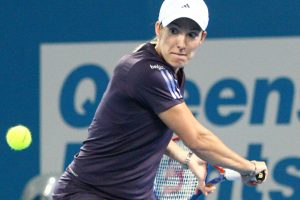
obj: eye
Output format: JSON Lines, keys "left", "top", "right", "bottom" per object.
{"left": 168, "top": 27, "right": 179, "bottom": 35}
{"left": 188, "top": 32, "right": 200, "bottom": 39}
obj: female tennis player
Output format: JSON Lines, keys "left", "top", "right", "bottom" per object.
{"left": 53, "top": 0, "right": 268, "bottom": 199}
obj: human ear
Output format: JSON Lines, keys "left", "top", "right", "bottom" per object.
{"left": 199, "top": 31, "right": 207, "bottom": 44}
{"left": 155, "top": 21, "right": 162, "bottom": 37}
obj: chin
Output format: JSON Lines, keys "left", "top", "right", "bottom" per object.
{"left": 175, "top": 61, "right": 188, "bottom": 67}
{"left": 167, "top": 58, "right": 187, "bottom": 68}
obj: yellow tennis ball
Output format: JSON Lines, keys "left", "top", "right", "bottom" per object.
{"left": 6, "top": 125, "right": 32, "bottom": 150}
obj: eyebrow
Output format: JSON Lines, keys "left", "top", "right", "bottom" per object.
{"left": 168, "top": 23, "right": 201, "bottom": 32}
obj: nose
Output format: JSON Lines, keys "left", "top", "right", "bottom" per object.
{"left": 176, "top": 34, "right": 187, "bottom": 52}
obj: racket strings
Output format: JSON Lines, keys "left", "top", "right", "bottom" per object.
{"left": 154, "top": 139, "right": 198, "bottom": 200}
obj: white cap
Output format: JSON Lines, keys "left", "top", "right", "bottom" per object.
{"left": 158, "top": 0, "right": 209, "bottom": 31}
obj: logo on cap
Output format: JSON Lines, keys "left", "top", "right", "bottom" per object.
{"left": 181, "top": 4, "right": 190, "bottom": 8}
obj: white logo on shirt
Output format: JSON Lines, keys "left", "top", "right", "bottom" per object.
{"left": 150, "top": 64, "right": 165, "bottom": 71}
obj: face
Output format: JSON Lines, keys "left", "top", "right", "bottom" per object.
{"left": 155, "top": 18, "right": 207, "bottom": 69}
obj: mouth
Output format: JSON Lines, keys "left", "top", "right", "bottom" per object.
{"left": 171, "top": 53, "right": 188, "bottom": 61}
{"left": 172, "top": 52, "right": 187, "bottom": 56}
{"left": 171, "top": 52, "right": 187, "bottom": 58}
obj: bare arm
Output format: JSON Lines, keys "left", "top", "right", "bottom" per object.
{"left": 159, "top": 103, "right": 267, "bottom": 178}
{"left": 165, "top": 139, "right": 191, "bottom": 164}
{"left": 165, "top": 139, "right": 216, "bottom": 195}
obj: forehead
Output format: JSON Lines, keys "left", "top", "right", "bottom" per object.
{"left": 167, "top": 17, "right": 201, "bottom": 31}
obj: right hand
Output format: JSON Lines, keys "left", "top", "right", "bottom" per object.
{"left": 242, "top": 160, "right": 268, "bottom": 186}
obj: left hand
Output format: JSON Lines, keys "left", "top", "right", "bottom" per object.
{"left": 188, "top": 155, "right": 216, "bottom": 196}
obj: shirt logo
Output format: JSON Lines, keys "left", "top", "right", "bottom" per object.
{"left": 150, "top": 64, "right": 165, "bottom": 71}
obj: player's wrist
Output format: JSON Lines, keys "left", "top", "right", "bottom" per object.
{"left": 182, "top": 151, "right": 193, "bottom": 169}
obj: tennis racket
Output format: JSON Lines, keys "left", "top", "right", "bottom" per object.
{"left": 154, "top": 137, "right": 266, "bottom": 200}
{"left": 154, "top": 137, "right": 198, "bottom": 200}
{"left": 190, "top": 164, "right": 266, "bottom": 200}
